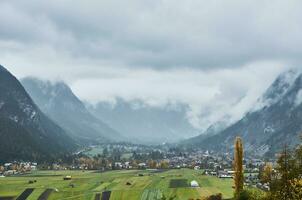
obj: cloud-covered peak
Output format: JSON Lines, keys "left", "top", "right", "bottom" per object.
{"left": 1, "top": 1, "right": 301, "bottom": 132}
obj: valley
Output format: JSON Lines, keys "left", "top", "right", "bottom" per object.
{"left": 1, "top": 64, "right": 302, "bottom": 199}
{"left": 1, "top": 2, "right": 302, "bottom": 199}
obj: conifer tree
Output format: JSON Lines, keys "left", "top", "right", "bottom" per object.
{"left": 269, "top": 145, "right": 300, "bottom": 200}
{"left": 234, "top": 137, "right": 244, "bottom": 196}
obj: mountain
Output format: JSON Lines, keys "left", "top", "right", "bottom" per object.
{"left": 21, "top": 78, "right": 121, "bottom": 144}
{"left": 192, "top": 69, "right": 302, "bottom": 156}
{"left": 0, "top": 65, "right": 77, "bottom": 163}
{"left": 182, "top": 119, "right": 228, "bottom": 145}
{"left": 87, "top": 98, "right": 200, "bottom": 144}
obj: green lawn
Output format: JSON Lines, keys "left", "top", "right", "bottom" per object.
{"left": 0, "top": 169, "right": 234, "bottom": 200}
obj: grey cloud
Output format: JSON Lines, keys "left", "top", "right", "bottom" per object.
{"left": 0, "top": 0, "right": 301, "bottom": 131}
{"left": 1, "top": 0, "right": 302, "bottom": 69}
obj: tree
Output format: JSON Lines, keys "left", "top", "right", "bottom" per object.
{"left": 100, "top": 158, "right": 108, "bottom": 169}
{"left": 205, "top": 193, "right": 222, "bottom": 200}
{"left": 289, "top": 179, "right": 302, "bottom": 199}
{"left": 274, "top": 146, "right": 294, "bottom": 199}
{"left": 112, "top": 148, "right": 121, "bottom": 162}
{"left": 261, "top": 162, "right": 273, "bottom": 184}
{"left": 159, "top": 160, "right": 169, "bottom": 169}
{"left": 0, "top": 165, "right": 4, "bottom": 173}
{"left": 161, "top": 194, "right": 176, "bottom": 200}
{"left": 268, "top": 145, "right": 301, "bottom": 200}
{"left": 294, "top": 134, "right": 302, "bottom": 175}
{"left": 148, "top": 160, "right": 157, "bottom": 169}
{"left": 102, "top": 147, "right": 109, "bottom": 158}
{"left": 234, "top": 137, "right": 244, "bottom": 197}
{"left": 236, "top": 189, "right": 266, "bottom": 200}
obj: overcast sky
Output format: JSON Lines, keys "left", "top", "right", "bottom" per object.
{"left": 1, "top": 0, "right": 301, "bottom": 130}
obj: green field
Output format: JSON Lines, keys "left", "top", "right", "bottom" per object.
{"left": 0, "top": 169, "right": 234, "bottom": 200}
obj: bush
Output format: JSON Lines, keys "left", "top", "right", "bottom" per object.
{"left": 236, "top": 190, "right": 249, "bottom": 200}
{"left": 205, "top": 193, "right": 222, "bottom": 200}
{"left": 235, "top": 189, "right": 266, "bottom": 200}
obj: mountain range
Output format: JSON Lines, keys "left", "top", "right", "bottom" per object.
{"left": 0, "top": 65, "right": 77, "bottom": 163}
{"left": 21, "top": 78, "right": 122, "bottom": 144}
{"left": 87, "top": 99, "right": 200, "bottom": 144}
{"left": 190, "top": 69, "right": 302, "bottom": 156}
{"left": 21, "top": 78, "right": 199, "bottom": 144}
{"left": 3, "top": 62, "right": 302, "bottom": 162}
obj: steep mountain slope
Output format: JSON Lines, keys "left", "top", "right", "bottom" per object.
{"left": 194, "top": 69, "right": 302, "bottom": 156}
{"left": 21, "top": 78, "right": 121, "bottom": 144}
{"left": 0, "top": 65, "right": 77, "bottom": 163}
{"left": 88, "top": 99, "right": 200, "bottom": 144}
{"left": 183, "top": 119, "right": 228, "bottom": 145}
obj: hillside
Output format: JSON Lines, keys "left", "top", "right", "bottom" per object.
{"left": 0, "top": 65, "right": 77, "bottom": 163}
{"left": 21, "top": 78, "right": 122, "bottom": 144}
{"left": 191, "top": 69, "right": 302, "bottom": 156}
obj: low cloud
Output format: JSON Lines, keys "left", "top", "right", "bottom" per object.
{"left": 0, "top": 0, "right": 300, "bottom": 131}
{"left": 1, "top": 0, "right": 302, "bottom": 69}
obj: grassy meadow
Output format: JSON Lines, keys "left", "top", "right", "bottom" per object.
{"left": 0, "top": 169, "right": 234, "bottom": 200}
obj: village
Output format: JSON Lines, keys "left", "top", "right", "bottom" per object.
{"left": 0, "top": 143, "right": 273, "bottom": 192}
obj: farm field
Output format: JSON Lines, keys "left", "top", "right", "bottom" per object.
{"left": 0, "top": 169, "right": 233, "bottom": 200}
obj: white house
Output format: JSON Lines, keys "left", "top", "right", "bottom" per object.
{"left": 194, "top": 166, "right": 200, "bottom": 170}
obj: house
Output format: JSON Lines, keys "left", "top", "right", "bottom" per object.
{"left": 246, "top": 173, "right": 259, "bottom": 184}
{"left": 256, "top": 183, "right": 270, "bottom": 191}
{"left": 210, "top": 171, "right": 217, "bottom": 176}
{"left": 4, "top": 163, "right": 12, "bottom": 170}
{"left": 30, "top": 165, "right": 37, "bottom": 170}
{"left": 4, "top": 170, "right": 17, "bottom": 176}
{"left": 218, "top": 170, "right": 234, "bottom": 178}
{"left": 194, "top": 166, "right": 200, "bottom": 170}
{"left": 114, "top": 162, "right": 123, "bottom": 169}
{"left": 138, "top": 163, "right": 147, "bottom": 169}
{"left": 4, "top": 163, "right": 12, "bottom": 167}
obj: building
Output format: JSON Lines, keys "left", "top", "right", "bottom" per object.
{"left": 194, "top": 166, "right": 200, "bottom": 170}
{"left": 218, "top": 170, "right": 234, "bottom": 178}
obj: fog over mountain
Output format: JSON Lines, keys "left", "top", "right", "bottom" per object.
{"left": 189, "top": 69, "right": 302, "bottom": 156}
{"left": 21, "top": 77, "right": 198, "bottom": 144}
{"left": 3, "top": 4, "right": 302, "bottom": 199}
{"left": 21, "top": 77, "right": 122, "bottom": 144}
{"left": 2, "top": 0, "right": 301, "bottom": 134}
{"left": 87, "top": 98, "right": 200, "bottom": 144}
{"left": 1, "top": 0, "right": 302, "bottom": 142}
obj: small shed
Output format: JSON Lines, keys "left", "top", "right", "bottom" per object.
{"left": 63, "top": 175, "right": 72, "bottom": 180}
